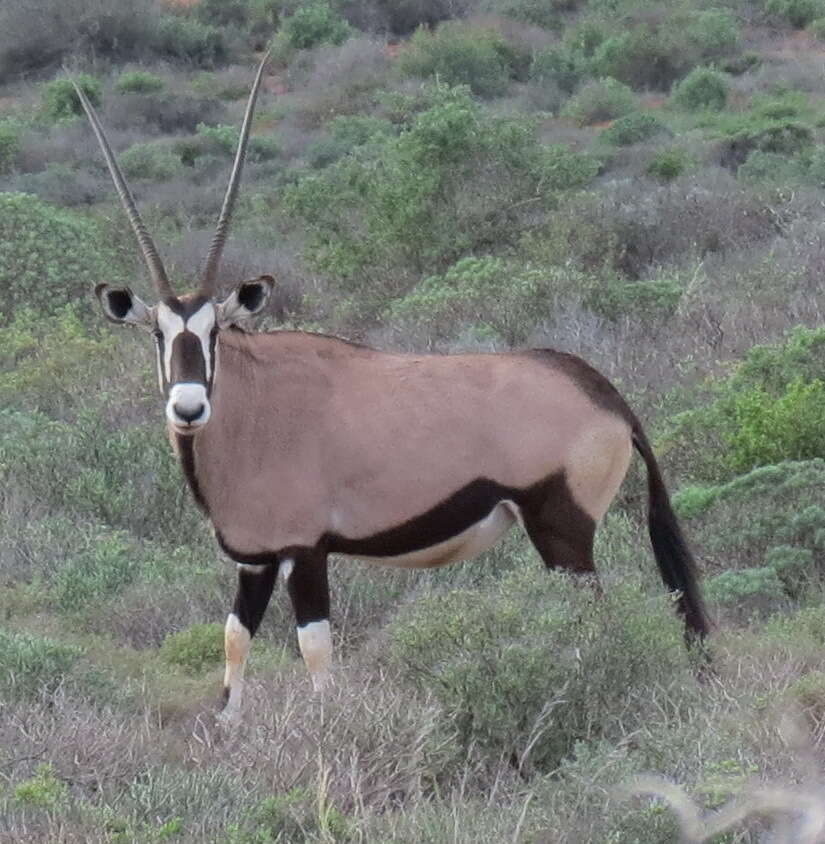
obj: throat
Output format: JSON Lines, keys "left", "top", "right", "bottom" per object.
{"left": 174, "top": 432, "right": 209, "bottom": 514}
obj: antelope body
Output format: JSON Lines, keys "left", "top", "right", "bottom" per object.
{"left": 78, "top": 58, "right": 708, "bottom": 725}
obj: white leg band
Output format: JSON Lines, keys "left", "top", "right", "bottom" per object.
{"left": 221, "top": 613, "right": 251, "bottom": 723}
{"left": 297, "top": 620, "right": 332, "bottom": 692}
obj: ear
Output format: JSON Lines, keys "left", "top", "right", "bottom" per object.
{"left": 95, "top": 283, "right": 154, "bottom": 328}
{"left": 216, "top": 275, "right": 274, "bottom": 327}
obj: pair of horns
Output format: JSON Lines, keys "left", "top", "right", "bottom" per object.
{"left": 74, "top": 53, "right": 269, "bottom": 299}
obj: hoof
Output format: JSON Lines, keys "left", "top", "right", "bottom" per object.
{"left": 216, "top": 687, "right": 241, "bottom": 727}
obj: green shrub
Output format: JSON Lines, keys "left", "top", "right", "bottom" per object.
{"left": 195, "top": 122, "right": 280, "bottom": 162}
{"left": 279, "top": 1, "right": 351, "bottom": 50}
{"left": 0, "top": 194, "right": 127, "bottom": 318}
{"left": 808, "top": 15, "right": 825, "bottom": 36}
{"left": 586, "top": 277, "right": 683, "bottom": 320}
{"left": 786, "top": 671, "right": 825, "bottom": 729}
{"left": 724, "top": 119, "right": 814, "bottom": 169}
{"left": 647, "top": 147, "right": 692, "bottom": 181}
{"left": 391, "top": 567, "right": 690, "bottom": 772}
{"left": 591, "top": 29, "right": 686, "bottom": 91}
{"left": 529, "top": 46, "right": 586, "bottom": 95}
{"left": 389, "top": 256, "right": 548, "bottom": 344}
{"left": 120, "top": 142, "right": 180, "bottom": 181}
{"left": 737, "top": 149, "right": 805, "bottom": 185}
{"left": 53, "top": 530, "right": 138, "bottom": 611}
{"left": 0, "top": 406, "right": 199, "bottom": 540}
{"left": 0, "top": 629, "right": 82, "bottom": 697}
{"left": 160, "top": 623, "right": 224, "bottom": 673}
{"left": 0, "top": 119, "right": 21, "bottom": 174}
{"left": 482, "top": 0, "right": 567, "bottom": 29}
{"left": 686, "top": 8, "right": 739, "bottom": 57}
{"left": 562, "top": 77, "right": 637, "bottom": 126}
{"left": 663, "top": 328, "right": 825, "bottom": 483}
{"left": 286, "top": 83, "right": 592, "bottom": 323}
{"left": 329, "top": 114, "right": 394, "bottom": 145}
{"left": 764, "top": 544, "right": 814, "bottom": 592}
{"left": 599, "top": 111, "right": 668, "bottom": 146}
{"left": 114, "top": 69, "right": 165, "bottom": 94}
{"left": 704, "top": 566, "right": 784, "bottom": 606}
{"left": 671, "top": 67, "right": 729, "bottom": 111}
{"left": 726, "top": 378, "right": 825, "bottom": 472}
{"left": 398, "top": 22, "right": 518, "bottom": 98}
{"left": 42, "top": 74, "right": 102, "bottom": 121}
{"left": 766, "top": 0, "right": 825, "bottom": 27}
{"left": 152, "top": 15, "right": 227, "bottom": 67}
{"left": 13, "top": 764, "right": 68, "bottom": 808}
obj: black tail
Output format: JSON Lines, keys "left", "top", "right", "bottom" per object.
{"left": 632, "top": 425, "right": 710, "bottom": 641}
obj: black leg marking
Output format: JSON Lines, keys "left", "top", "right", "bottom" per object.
{"left": 233, "top": 564, "right": 278, "bottom": 637}
{"left": 285, "top": 548, "right": 330, "bottom": 627}
{"left": 519, "top": 474, "right": 598, "bottom": 576}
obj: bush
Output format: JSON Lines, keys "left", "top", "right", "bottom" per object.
{"left": 286, "top": 83, "right": 594, "bottom": 323}
{"left": 766, "top": 0, "right": 825, "bottom": 27}
{"left": 722, "top": 119, "right": 814, "bottom": 170}
{"left": 599, "top": 111, "right": 668, "bottom": 146}
{"left": 152, "top": 15, "right": 227, "bottom": 67}
{"left": 704, "top": 566, "right": 785, "bottom": 607}
{"left": 390, "top": 567, "right": 690, "bottom": 772}
{"left": 663, "top": 327, "right": 825, "bottom": 483}
{"left": 160, "top": 623, "right": 224, "bottom": 673}
{"left": 529, "top": 45, "right": 587, "bottom": 95}
{"left": 809, "top": 15, "right": 825, "bottom": 36}
{"left": 586, "top": 277, "right": 683, "bottom": 320}
{"left": 114, "top": 70, "right": 165, "bottom": 94}
{"left": 398, "top": 22, "right": 519, "bottom": 98}
{"left": 0, "top": 0, "right": 156, "bottom": 82}
{"left": 591, "top": 29, "right": 685, "bottom": 91}
{"left": 0, "top": 119, "right": 21, "bottom": 174}
{"left": 120, "top": 142, "right": 180, "bottom": 181}
{"left": 13, "top": 764, "right": 68, "bottom": 809}
{"left": 671, "top": 67, "right": 729, "bottom": 111}
{"left": 42, "top": 74, "right": 102, "bottom": 121}
{"left": 0, "top": 194, "right": 126, "bottom": 318}
{"left": 388, "top": 256, "right": 549, "bottom": 345}
{"left": 647, "top": 147, "right": 692, "bottom": 181}
{"left": 686, "top": 8, "right": 739, "bottom": 58}
{"left": 279, "top": 1, "right": 351, "bottom": 50}
{"left": 195, "top": 122, "right": 280, "bottom": 162}
{"left": 0, "top": 629, "right": 82, "bottom": 698}
{"left": 726, "top": 378, "right": 825, "bottom": 472}
{"left": 737, "top": 150, "right": 805, "bottom": 185}
{"left": 589, "top": 9, "right": 738, "bottom": 91}
{"left": 562, "top": 77, "right": 637, "bottom": 126}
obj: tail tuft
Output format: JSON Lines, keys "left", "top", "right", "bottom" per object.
{"left": 632, "top": 426, "right": 710, "bottom": 641}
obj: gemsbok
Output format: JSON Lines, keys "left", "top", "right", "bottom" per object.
{"left": 77, "top": 57, "right": 708, "bottom": 724}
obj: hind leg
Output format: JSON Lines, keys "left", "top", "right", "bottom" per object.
{"left": 519, "top": 473, "right": 599, "bottom": 581}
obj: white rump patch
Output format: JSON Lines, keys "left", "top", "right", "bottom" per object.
{"left": 297, "top": 620, "right": 332, "bottom": 692}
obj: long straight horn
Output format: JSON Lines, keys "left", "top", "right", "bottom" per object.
{"left": 72, "top": 82, "right": 174, "bottom": 300}
{"left": 201, "top": 52, "right": 270, "bottom": 297}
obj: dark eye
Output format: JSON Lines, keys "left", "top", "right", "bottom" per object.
{"left": 152, "top": 329, "right": 163, "bottom": 340}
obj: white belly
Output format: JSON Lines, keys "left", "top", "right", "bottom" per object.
{"left": 343, "top": 500, "right": 520, "bottom": 569}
